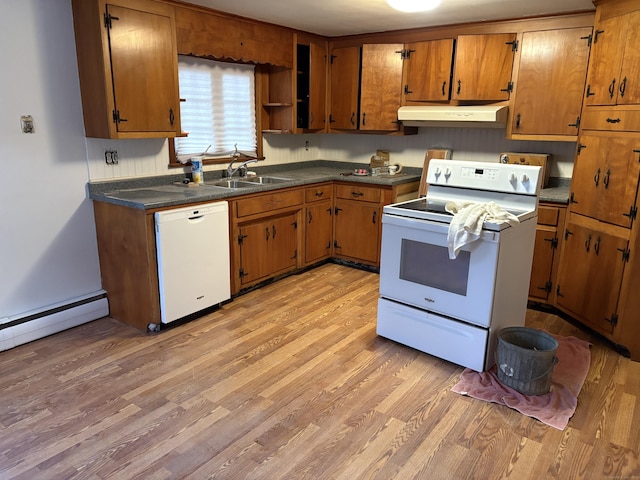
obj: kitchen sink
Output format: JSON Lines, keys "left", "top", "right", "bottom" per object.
{"left": 241, "top": 175, "right": 293, "bottom": 184}
{"left": 206, "top": 179, "right": 255, "bottom": 189}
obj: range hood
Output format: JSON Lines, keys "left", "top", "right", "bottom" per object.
{"left": 398, "top": 105, "right": 508, "bottom": 128}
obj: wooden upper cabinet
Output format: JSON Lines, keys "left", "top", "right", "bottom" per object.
{"left": 71, "top": 0, "right": 181, "bottom": 139}
{"left": 586, "top": 10, "right": 640, "bottom": 106}
{"left": 570, "top": 133, "right": 640, "bottom": 228}
{"left": 329, "top": 46, "right": 361, "bottom": 130}
{"left": 510, "top": 27, "right": 592, "bottom": 137}
{"left": 296, "top": 38, "right": 327, "bottom": 132}
{"left": 402, "top": 39, "right": 455, "bottom": 103}
{"left": 360, "top": 44, "right": 404, "bottom": 131}
{"left": 452, "top": 33, "right": 516, "bottom": 101}
{"left": 308, "top": 41, "right": 328, "bottom": 130}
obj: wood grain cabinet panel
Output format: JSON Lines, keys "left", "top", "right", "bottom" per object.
{"left": 585, "top": 10, "right": 640, "bottom": 106}
{"left": 329, "top": 46, "right": 361, "bottom": 130}
{"left": 510, "top": 27, "right": 592, "bottom": 137}
{"left": 529, "top": 204, "right": 566, "bottom": 304}
{"left": 452, "top": 33, "right": 516, "bottom": 101}
{"left": 71, "top": 0, "right": 181, "bottom": 139}
{"left": 402, "top": 39, "right": 455, "bottom": 103}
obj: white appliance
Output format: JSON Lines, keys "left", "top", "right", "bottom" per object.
{"left": 155, "top": 201, "right": 230, "bottom": 324}
{"left": 377, "top": 160, "right": 542, "bottom": 371}
{"left": 397, "top": 105, "right": 508, "bottom": 128}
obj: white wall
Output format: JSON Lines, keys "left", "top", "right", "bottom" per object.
{"left": 0, "top": 0, "right": 102, "bottom": 319}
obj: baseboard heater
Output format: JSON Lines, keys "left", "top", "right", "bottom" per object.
{"left": 0, "top": 291, "right": 109, "bottom": 352}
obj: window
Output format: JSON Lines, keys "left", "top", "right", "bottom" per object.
{"left": 174, "top": 56, "right": 257, "bottom": 164}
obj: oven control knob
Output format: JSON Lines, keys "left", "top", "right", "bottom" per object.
{"left": 509, "top": 172, "right": 517, "bottom": 183}
{"left": 444, "top": 168, "right": 451, "bottom": 179}
{"left": 521, "top": 174, "right": 529, "bottom": 183}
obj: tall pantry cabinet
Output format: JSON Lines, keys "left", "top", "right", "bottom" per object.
{"left": 556, "top": 0, "right": 640, "bottom": 360}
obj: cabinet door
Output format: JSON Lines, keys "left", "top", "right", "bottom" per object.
{"left": 305, "top": 201, "right": 333, "bottom": 264}
{"left": 571, "top": 134, "right": 640, "bottom": 228}
{"left": 334, "top": 200, "right": 380, "bottom": 264}
{"left": 511, "top": 28, "right": 591, "bottom": 136}
{"left": 360, "top": 44, "right": 404, "bottom": 131}
{"left": 529, "top": 228, "right": 557, "bottom": 301}
{"left": 308, "top": 40, "right": 327, "bottom": 130}
{"left": 585, "top": 15, "right": 628, "bottom": 106}
{"left": 403, "top": 39, "right": 454, "bottom": 102}
{"left": 329, "top": 47, "right": 360, "bottom": 130}
{"left": 107, "top": 4, "right": 179, "bottom": 134}
{"left": 238, "top": 220, "right": 271, "bottom": 285}
{"left": 452, "top": 33, "right": 516, "bottom": 101}
{"left": 269, "top": 213, "right": 298, "bottom": 274}
{"left": 556, "top": 222, "right": 627, "bottom": 335}
{"left": 618, "top": 11, "right": 640, "bottom": 105}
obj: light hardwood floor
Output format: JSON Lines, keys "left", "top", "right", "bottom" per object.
{"left": 1, "top": 263, "right": 639, "bottom": 479}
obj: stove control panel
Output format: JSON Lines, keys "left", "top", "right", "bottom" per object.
{"left": 427, "top": 159, "right": 542, "bottom": 195}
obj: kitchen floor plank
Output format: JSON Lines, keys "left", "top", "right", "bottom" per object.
{"left": 0, "top": 263, "right": 637, "bottom": 479}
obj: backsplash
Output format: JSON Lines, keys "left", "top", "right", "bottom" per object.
{"left": 87, "top": 128, "right": 576, "bottom": 181}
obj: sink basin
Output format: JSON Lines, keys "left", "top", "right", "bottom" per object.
{"left": 242, "top": 176, "right": 293, "bottom": 184}
{"left": 206, "top": 179, "right": 255, "bottom": 189}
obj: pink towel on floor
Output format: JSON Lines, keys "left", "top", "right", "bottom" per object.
{"left": 451, "top": 334, "right": 591, "bottom": 430}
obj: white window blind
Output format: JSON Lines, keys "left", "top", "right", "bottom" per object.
{"left": 175, "top": 56, "right": 257, "bottom": 161}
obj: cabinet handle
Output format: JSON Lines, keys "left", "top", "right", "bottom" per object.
{"left": 404, "top": 85, "right": 413, "bottom": 95}
{"left": 456, "top": 79, "right": 461, "bottom": 95}
{"left": 272, "top": 225, "right": 277, "bottom": 238}
{"left": 372, "top": 211, "right": 377, "bottom": 224}
{"left": 606, "top": 117, "right": 621, "bottom": 124}
{"left": 619, "top": 77, "right": 627, "bottom": 98}
{"left": 308, "top": 211, "right": 313, "bottom": 224}
{"left": 362, "top": 112, "right": 366, "bottom": 126}
{"left": 594, "top": 168, "right": 600, "bottom": 187}
{"left": 585, "top": 85, "right": 595, "bottom": 97}
{"left": 585, "top": 234, "right": 592, "bottom": 252}
{"left": 315, "top": 191, "right": 324, "bottom": 197}
{"left": 350, "top": 112, "right": 355, "bottom": 126}
{"left": 169, "top": 108, "right": 175, "bottom": 126}
{"left": 266, "top": 226, "right": 270, "bottom": 240}
{"left": 515, "top": 113, "right": 521, "bottom": 129}
{"left": 568, "top": 116, "right": 580, "bottom": 128}
{"left": 351, "top": 191, "right": 364, "bottom": 197}
{"left": 594, "top": 237, "right": 601, "bottom": 255}
{"left": 608, "top": 79, "right": 616, "bottom": 99}
{"left": 594, "top": 29, "right": 604, "bottom": 43}
{"left": 603, "top": 169, "right": 610, "bottom": 189}
{"left": 442, "top": 81, "right": 446, "bottom": 97}
{"left": 334, "top": 206, "right": 342, "bottom": 215}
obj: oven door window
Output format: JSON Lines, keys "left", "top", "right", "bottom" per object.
{"left": 399, "top": 239, "right": 470, "bottom": 295}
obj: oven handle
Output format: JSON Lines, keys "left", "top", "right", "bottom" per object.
{"left": 382, "top": 212, "right": 499, "bottom": 242}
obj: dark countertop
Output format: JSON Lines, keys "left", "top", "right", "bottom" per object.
{"left": 539, "top": 177, "right": 571, "bottom": 204}
{"left": 88, "top": 160, "right": 571, "bottom": 210}
{"left": 88, "top": 160, "right": 423, "bottom": 210}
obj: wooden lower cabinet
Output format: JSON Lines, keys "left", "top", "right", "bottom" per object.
{"left": 304, "top": 183, "right": 333, "bottom": 265}
{"left": 529, "top": 204, "right": 566, "bottom": 303}
{"left": 556, "top": 216, "right": 629, "bottom": 336}
{"left": 334, "top": 200, "right": 381, "bottom": 265}
{"left": 231, "top": 189, "right": 304, "bottom": 293}
{"left": 237, "top": 212, "right": 299, "bottom": 286}
{"left": 333, "top": 183, "right": 384, "bottom": 265}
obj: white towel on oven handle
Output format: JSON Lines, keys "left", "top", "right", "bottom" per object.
{"left": 445, "top": 201, "right": 520, "bottom": 259}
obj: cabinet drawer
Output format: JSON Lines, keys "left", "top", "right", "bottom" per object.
{"left": 235, "top": 189, "right": 304, "bottom": 217}
{"left": 537, "top": 206, "right": 560, "bottom": 227}
{"left": 581, "top": 108, "right": 640, "bottom": 132}
{"left": 305, "top": 184, "right": 332, "bottom": 203}
{"left": 335, "top": 184, "right": 381, "bottom": 203}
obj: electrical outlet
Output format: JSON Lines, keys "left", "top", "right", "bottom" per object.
{"left": 105, "top": 150, "right": 119, "bottom": 165}
{"left": 20, "top": 115, "right": 34, "bottom": 134}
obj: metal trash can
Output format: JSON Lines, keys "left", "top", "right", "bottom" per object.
{"left": 496, "top": 327, "right": 559, "bottom": 396}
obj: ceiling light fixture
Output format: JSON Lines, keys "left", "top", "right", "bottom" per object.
{"left": 386, "top": 0, "right": 442, "bottom": 13}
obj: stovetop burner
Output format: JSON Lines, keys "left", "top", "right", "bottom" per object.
{"left": 392, "top": 198, "right": 450, "bottom": 215}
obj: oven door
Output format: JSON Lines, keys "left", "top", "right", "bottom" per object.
{"left": 379, "top": 213, "right": 500, "bottom": 327}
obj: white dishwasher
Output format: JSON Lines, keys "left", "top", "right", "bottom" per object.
{"left": 154, "top": 201, "right": 230, "bottom": 325}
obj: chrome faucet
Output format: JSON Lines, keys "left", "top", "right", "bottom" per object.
{"left": 226, "top": 144, "right": 258, "bottom": 177}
